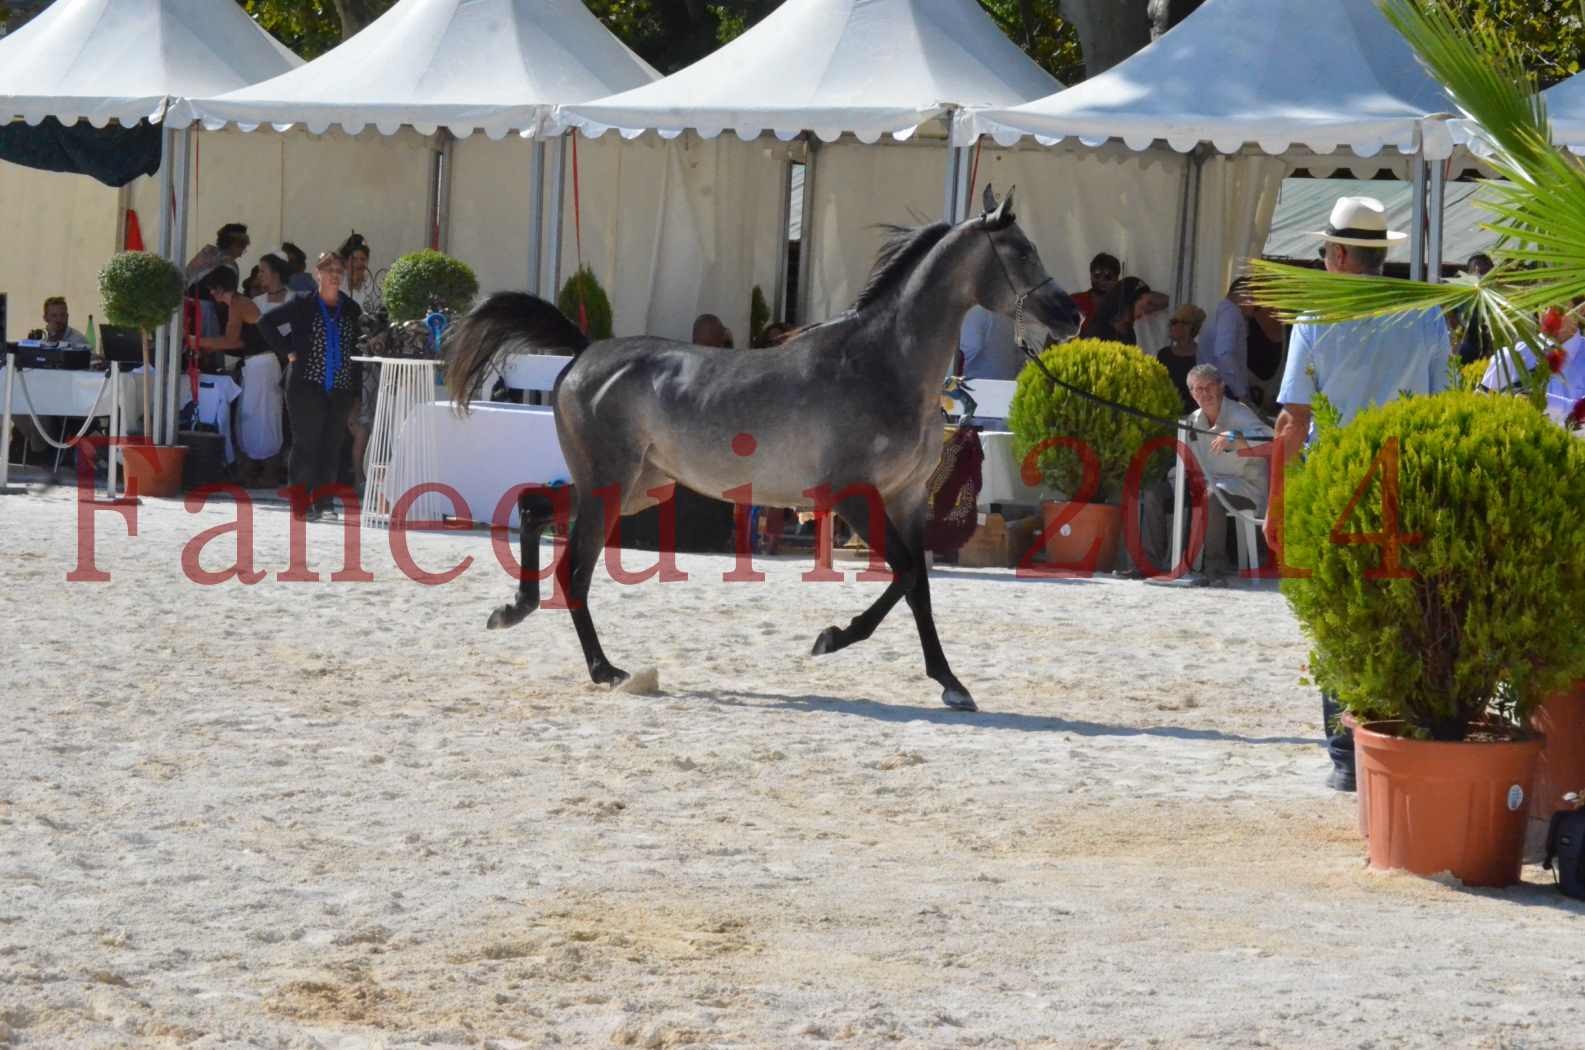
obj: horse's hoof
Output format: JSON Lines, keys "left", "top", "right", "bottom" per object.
{"left": 811, "top": 626, "right": 844, "bottom": 657}
{"left": 487, "top": 601, "right": 531, "bottom": 630}
{"left": 941, "top": 686, "right": 977, "bottom": 712}
{"left": 592, "top": 663, "right": 630, "bottom": 688}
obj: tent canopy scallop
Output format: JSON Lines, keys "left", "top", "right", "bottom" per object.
{"left": 555, "top": 0, "right": 1060, "bottom": 141}
{"left": 173, "top": 0, "right": 659, "bottom": 137}
{"left": 0, "top": 0, "right": 300, "bottom": 127}
{"left": 955, "top": 0, "right": 1457, "bottom": 159}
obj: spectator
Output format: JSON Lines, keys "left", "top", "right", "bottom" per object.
{"left": 957, "top": 305, "right": 1023, "bottom": 380}
{"left": 1198, "top": 277, "right": 1258, "bottom": 402}
{"left": 692, "top": 313, "right": 733, "bottom": 348}
{"left": 1457, "top": 252, "right": 1496, "bottom": 364}
{"left": 280, "top": 242, "right": 317, "bottom": 296}
{"left": 257, "top": 252, "right": 364, "bottom": 522}
{"left": 186, "top": 222, "right": 250, "bottom": 291}
{"left": 339, "top": 231, "right": 381, "bottom": 315}
{"left": 250, "top": 254, "right": 293, "bottom": 322}
{"left": 1268, "top": 195, "right": 1449, "bottom": 794}
{"left": 1138, "top": 364, "right": 1271, "bottom": 583}
{"left": 1080, "top": 276, "right": 1165, "bottom": 345}
{"left": 1155, "top": 304, "right": 1206, "bottom": 412}
{"left": 1479, "top": 302, "right": 1585, "bottom": 420}
{"left": 1071, "top": 252, "right": 1120, "bottom": 323}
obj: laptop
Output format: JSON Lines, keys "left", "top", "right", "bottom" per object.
{"left": 98, "top": 324, "right": 145, "bottom": 364}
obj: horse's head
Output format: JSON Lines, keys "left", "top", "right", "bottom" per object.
{"left": 970, "top": 185, "right": 1081, "bottom": 341}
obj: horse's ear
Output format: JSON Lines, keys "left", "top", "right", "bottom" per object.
{"left": 989, "top": 185, "right": 1016, "bottom": 227}
{"left": 981, "top": 183, "right": 998, "bottom": 215}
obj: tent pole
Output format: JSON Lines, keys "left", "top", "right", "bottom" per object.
{"left": 772, "top": 149, "right": 794, "bottom": 322}
{"left": 525, "top": 137, "right": 546, "bottom": 296}
{"left": 546, "top": 133, "right": 569, "bottom": 300}
{"left": 148, "top": 123, "right": 176, "bottom": 472}
{"left": 1427, "top": 158, "right": 1446, "bottom": 284}
{"left": 1183, "top": 147, "right": 1205, "bottom": 308}
{"left": 1171, "top": 148, "right": 1194, "bottom": 306}
{"left": 437, "top": 130, "right": 455, "bottom": 253}
{"left": 166, "top": 125, "right": 193, "bottom": 446}
{"left": 796, "top": 135, "right": 820, "bottom": 325}
{"left": 1408, "top": 154, "right": 1427, "bottom": 284}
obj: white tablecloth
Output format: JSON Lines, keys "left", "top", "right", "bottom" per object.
{"left": 978, "top": 430, "right": 1045, "bottom": 510}
{"left": 2, "top": 365, "right": 147, "bottom": 434}
{"left": 386, "top": 400, "right": 567, "bottom": 528}
{"left": 178, "top": 374, "right": 242, "bottom": 463}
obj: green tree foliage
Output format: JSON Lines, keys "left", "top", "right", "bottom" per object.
{"left": 1436, "top": 0, "right": 1585, "bottom": 89}
{"left": 382, "top": 250, "right": 479, "bottom": 322}
{"left": 1281, "top": 392, "right": 1585, "bottom": 739}
{"left": 98, "top": 252, "right": 185, "bottom": 333}
{"left": 1006, "top": 338, "right": 1181, "bottom": 503}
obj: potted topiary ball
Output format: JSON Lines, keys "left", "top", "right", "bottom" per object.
{"left": 557, "top": 265, "right": 613, "bottom": 340}
{"left": 382, "top": 250, "right": 479, "bottom": 323}
{"left": 98, "top": 250, "right": 186, "bottom": 495}
{"left": 1006, "top": 338, "right": 1182, "bottom": 574}
{"left": 1282, "top": 391, "right": 1585, "bottom": 885}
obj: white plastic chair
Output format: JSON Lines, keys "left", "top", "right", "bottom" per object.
{"left": 1211, "top": 484, "right": 1265, "bottom": 574}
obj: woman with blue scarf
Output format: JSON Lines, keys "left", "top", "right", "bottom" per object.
{"left": 258, "top": 252, "right": 364, "bottom": 521}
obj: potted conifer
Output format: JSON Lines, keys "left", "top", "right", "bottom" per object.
{"left": 1006, "top": 338, "right": 1180, "bottom": 574}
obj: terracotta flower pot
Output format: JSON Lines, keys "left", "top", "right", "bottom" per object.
{"left": 1354, "top": 720, "right": 1542, "bottom": 887}
{"left": 1531, "top": 682, "right": 1585, "bottom": 826}
{"left": 121, "top": 442, "right": 187, "bottom": 499}
{"left": 1039, "top": 500, "right": 1120, "bottom": 576}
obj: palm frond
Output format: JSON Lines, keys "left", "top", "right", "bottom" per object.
{"left": 1244, "top": 261, "right": 1474, "bottom": 325}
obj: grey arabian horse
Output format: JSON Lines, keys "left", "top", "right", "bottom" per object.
{"left": 446, "top": 186, "right": 1079, "bottom": 711}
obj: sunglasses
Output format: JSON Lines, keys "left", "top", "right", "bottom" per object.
{"left": 1092, "top": 271, "right": 1119, "bottom": 281}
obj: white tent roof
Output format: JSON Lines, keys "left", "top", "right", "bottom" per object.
{"left": 174, "top": 0, "right": 659, "bottom": 138}
{"left": 555, "top": 0, "right": 1060, "bottom": 143}
{"left": 957, "top": 0, "right": 1457, "bottom": 158}
{"left": 0, "top": 0, "right": 299, "bottom": 127}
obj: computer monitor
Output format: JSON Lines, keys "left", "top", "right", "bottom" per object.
{"left": 98, "top": 324, "right": 145, "bottom": 364}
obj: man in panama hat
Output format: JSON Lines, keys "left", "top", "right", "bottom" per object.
{"left": 1267, "top": 195, "right": 1454, "bottom": 793}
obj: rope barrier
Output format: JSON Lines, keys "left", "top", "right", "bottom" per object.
{"left": 11, "top": 368, "right": 111, "bottom": 450}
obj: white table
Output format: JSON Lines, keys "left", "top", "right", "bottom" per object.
{"left": 977, "top": 430, "right": 1045, "bottom": 510}
{"left": 1, "top": 363, "right": 148, "bottom": 497}
{"left": 385, "top": 400, "right": 567, "bottom": 529}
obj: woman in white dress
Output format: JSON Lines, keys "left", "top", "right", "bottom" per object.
{"left": 238, "top": 253, "right": 292, "bottom": 485}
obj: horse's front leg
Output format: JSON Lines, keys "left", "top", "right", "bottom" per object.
{"left": 895, "top": 503, "right": 975, "bottom": 711}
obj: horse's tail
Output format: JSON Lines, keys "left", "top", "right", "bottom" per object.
{"left": 446, "top": 291, "right": 591, "bottom": 411}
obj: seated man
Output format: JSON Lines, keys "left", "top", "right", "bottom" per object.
{"left": 27, "top": 295, "right": 87, "bottom": 345}
{"left": 1139, "top": 364, "right": 1272, "bottom": 581}
{"left": 1071, "top": 252, "right": 1120, "bottom": 324}
{"left": 17, "top": 296, "right": 91, "bottom": 462}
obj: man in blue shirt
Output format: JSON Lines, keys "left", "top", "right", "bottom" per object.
{"left": 1266, "top": 196, "right": 1453, "bottom": 792}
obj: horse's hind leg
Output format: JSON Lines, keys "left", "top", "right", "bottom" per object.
{"left": 562, "top": 484, "right": 629, "bottom": 688}
{"left": 488, "top": 489, "right": 558, "bottom": 630}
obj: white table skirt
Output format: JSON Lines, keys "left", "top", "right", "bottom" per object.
{"left": 386, "top": 400, "right": 568, "bottom": 528}
{"left": 1, "top": 365, "right": 147, "bottom": 434}
{"left": 978, "top": 430, "right": 1045, "bottom": 510}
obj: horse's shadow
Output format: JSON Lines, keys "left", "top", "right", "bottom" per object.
{"left": 686, "top": 688, "right": 1314, "bottom": 746}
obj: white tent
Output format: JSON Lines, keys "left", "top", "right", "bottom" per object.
{"left": 556, "top": 0, "right": 1058, "bottom": 144}
{"left": 0, "top": 0, "right": 300, "bottom": 446}
{"left": 957, "top": 0, "right": 1461, "bottom": 308}
{"left": 0, "top": 0, "right": 299, "bottom": 127}
{"left": 173, "top": 0, "right": 656, "bottom": 139}
{"left": 555, "top": 0, "right": 1086, "bottom": 326}
{"left": 1541, "top": 73, "right": 1585, "bottom": 154}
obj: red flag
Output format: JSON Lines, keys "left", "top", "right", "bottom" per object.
{"left": 124, "top": 209, "right": 144, "bottom": 251}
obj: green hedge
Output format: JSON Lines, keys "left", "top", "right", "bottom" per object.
{"left": 1282, "top": 391, "right": 1585, "bottom": 738}
{"left": 557, "top": 265, "right": 613, "bottom": 341}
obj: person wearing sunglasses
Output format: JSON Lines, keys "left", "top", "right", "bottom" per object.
{"left": 1071, "top": 252, "right": 1121, "bottom": 324}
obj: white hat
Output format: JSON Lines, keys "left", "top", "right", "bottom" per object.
{"left": 1312, "top": 195, "right": 1406, "bottom": 247}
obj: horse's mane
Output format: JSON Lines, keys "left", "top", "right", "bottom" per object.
{"left": 851, "top": 222, "right": 952, "bottom": 314}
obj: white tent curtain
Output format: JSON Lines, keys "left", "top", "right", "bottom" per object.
{"left": 1187, "top": 154, "right": 1289, "bottom": 310}
{"left": 805, "top": 139, "right": 1191, "bottom": 323}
